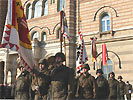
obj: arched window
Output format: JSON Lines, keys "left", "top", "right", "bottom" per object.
{"left": 101, "top": 59, "right": 113, "bottom": 79}
{"left": 31, "top": 31, "right": 39, "bottom": 40}
{"left": 41, "top": 32, "right": 46, "bottom": 41}
{"left": 26, "top": 4, "right": 32, "bottom": 19}
{"left": 34, "top": 0, "right": 42, "bottom": 18}
{"left": 44, "top": 0, "right": 48, "bottom": 16}
{"left": 57, "top": 0, "right": 65, "bottom": 12}
{"left": 101, "top": 13, "right": 111, "bottom": 32}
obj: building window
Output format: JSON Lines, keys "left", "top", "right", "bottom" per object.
{"left": 41, "top": 32, "right": 46, "bottom": 41}
{"left": 26, "top": 4, "right": 32, "bottom": 19}
{"left": 34, "top": 0, "right": 42, "bottom": 18}
{"left": 31, "top": 31, "right": 39, "bottom": 40}
{"left": 101, "top": 13, "right": 111, "bottom": 32}
{"left": 57, "top": 0, "right": 65, "bottom": 12}
{"left": 101, "top": 59, "right": 113, "bottom": 79}
{"left": 44, "top": 0, "right": 48, "bottom": 16}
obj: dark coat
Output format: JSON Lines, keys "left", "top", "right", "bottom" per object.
{"left": 76, "top": 73, "right": 97, "bottom": 99}
{"left": 108, "top": 78, "right": 120, "bottom": 100}
{"left": 96, "top": 75, "right": 109, "bottom": 99}
{"left": 51, "top": 65, "right": 75, "bottom": 100}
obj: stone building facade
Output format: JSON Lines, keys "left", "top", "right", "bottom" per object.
{"left": 0, "top": 0, "right": 133, "bottom": 85}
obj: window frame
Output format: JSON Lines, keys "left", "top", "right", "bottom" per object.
{"left": 100, "top": 12, "right": 111, "bottom": 32}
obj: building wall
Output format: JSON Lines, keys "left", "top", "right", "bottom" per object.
{"left": 0, "top": 0, "right": 131, "bottom": 84}
{"left": 22, "top": 0, "right": 133, "bottom": 84}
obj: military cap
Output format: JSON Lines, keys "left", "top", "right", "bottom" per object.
{"left": 109, "top": 72, "right": 115, "bottom": 77}
{"left": 39, "top": 59, "right": 48, "bottom": 65}
{"left": 96, "top": 69, "right": 103, "bottom": 74}
{"left": 55, "top": 52, "right": 66, "bottom": 61}
{"left": 118, "top": 75, "right": 123, "bottom": 79}
{"left": 81, "top": 64, "right": 90, "bottom": 70}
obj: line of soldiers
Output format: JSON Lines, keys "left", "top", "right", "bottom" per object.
{"left": 13, "top": 52, "right": 132, "bottom": 100}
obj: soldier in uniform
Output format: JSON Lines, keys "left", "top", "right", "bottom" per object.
{"left": 108, "top": 72, "right": 120, "bottom": 100}
{"left": 15, "top": 66, "right": 31, "bottom": 100}
{"left": 125, "top": 81, "right": 132, "bottom": 100}
{"left": 32, "top": 59, "right": 51, "bottom": 100}
{"left": 76, "top": 64, "right": 97, "bottom": 99}
{"left": 96, "top": 69, "right": 109, "bottom": 100}
{"left": 117, "top": 76, "right": 126, "bottom": 100}
{"left": 51, "top": 52, "right": 75, "bottom": 100}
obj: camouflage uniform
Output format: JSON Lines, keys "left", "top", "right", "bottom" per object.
{"left": 96, "top": 74, "right": 109, "bottom": 99}
{"left": 15, "top": 70, "right": 30, "bottom": 100}
{"left": 108, "top": 72, "right": 120, "bottom": 100}
{"left": 51, "top": 65, "right": 75, "bottom": 100}
{"left": 125, "top": 81, "right": 132, "bottom": 100}
{"left": 32, "top": 59, "right": 51, "bottom": 100}
{"left": 118, "top": 76, "right": 126, "bottom": 100}
{"left": 76, "top": 64, "right": 97, "bottom": 99}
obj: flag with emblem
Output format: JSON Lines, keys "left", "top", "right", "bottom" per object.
{"left": 1, "top": 0, "right": 34, "bottom": 71}
{"left": 76, "top": 31, "right": 88, "bottom": 75}
{"left": 60, "top": 10, "right": 70, "bottom": 41}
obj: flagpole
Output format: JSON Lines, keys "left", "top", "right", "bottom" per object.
{"left": 60, "top": 11, "right": 63, "bottom": 53}
{"left": 4, "top": 48, "right": 9, "bottom": 85}
{"left": 63, "top": 37, "right": 67, "bottom": 65}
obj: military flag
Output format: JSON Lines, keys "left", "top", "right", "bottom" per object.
{"left": 1, "top": 0, "right": 35, "bottom": 72}
{"left": 90, "top": 37, "right": 97, "bottom": 62}
{"left": 60, "top": 10, "right": 70, "bottom": 41}
{"left": 102, "top": 44, "right": 107, "bottom": 66}
{"left": 76, "top": 31, "right": 88, "bottom": 75}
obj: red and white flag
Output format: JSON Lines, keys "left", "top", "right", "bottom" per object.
{"left": 76, "top": 31, "right": 88, "bottom": 75}
{"left": 1, "top": 0, "right": 35, "bottom": 72}
{"left": 102, "top": 44, "right": 107, "bottom": 66}
{"left": 60, "top": 10, "right": 70, "bottom": 41}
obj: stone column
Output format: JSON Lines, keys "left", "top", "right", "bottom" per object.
{"left": 67, "top": 0, "right": 77, "bottom": 69}
{"left": 0, "top": 0, "right": 8, "bottom": 43}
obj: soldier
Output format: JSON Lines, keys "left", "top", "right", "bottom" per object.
{"left": 76, "top": 64, "right": 97, "bottom": 99}
{"left": 96, "top": 69, "right": 109, "bottom": 100}
{"left": 125, "top": 81, "right": 132, "bottom": 100}
{"left": 15, "top": 66, "right": 31, "bottom": 100}
{"left": 108, "top": 72, "right": 120, "bottom": 100}
{"left": 51, "top": 52, "right": 75, "bottom": 100}
{"left": 117, "top": 76, "right": 126, "bottom": 100}
{"left": 32, "top": 59, "right": 51, "bottom": 100}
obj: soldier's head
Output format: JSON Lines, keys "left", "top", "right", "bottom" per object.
{"left": 47, "top": 56, "right": 56, "bottom": 65}
{"left": 81, "top": 64, "right": 90, "bottom": 74}
{"left": 38, "top": 59, "right": 48, "bottom": 71}
{"left": 109, "top": 72, "right": 115, "bottom": 78}
{"left": 126, "top": 81, "right": 129, "bottom": 85}
{"left": 118, "top": 75, "right": 123, "bottom": 81}
{"left": 55, "top": 52, "right": 65, "bottom": 66}
{"left": 96, "top": 69, "right": 103, "bottom": 76}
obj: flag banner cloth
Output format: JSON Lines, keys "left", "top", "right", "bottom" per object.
{"left": 1, "top": 0, "right": 35, "bottom": 72}
{"left": 102, "top": 44, "right": 107, "bottom": 66}
{"left": 90, "top": 37, "right": 97, "bottom": 62}
{"left": 76, "top": 31, "right": 88, "bottom": 75}
{"left": 60, "top": 10, "right": 70, "bottom": 41}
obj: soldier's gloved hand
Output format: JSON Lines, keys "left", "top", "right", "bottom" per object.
{"left": 35, "top": 86, "right": 39, "bottom": 91}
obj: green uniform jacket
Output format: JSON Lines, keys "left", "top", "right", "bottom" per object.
{"left": 108, "top": 78, "right": 120, "bottom": 100}
{"left": 15, "top": 74, "right": 30, "bottom": 100}
{"left": 51, "top": 65, "right": 75, "bottom": 100}
{"left": 96, "top": 75, "right": 109, "bottom": 99}
{"left": 77, "top": 73, "right": 97, "bottom": 99}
